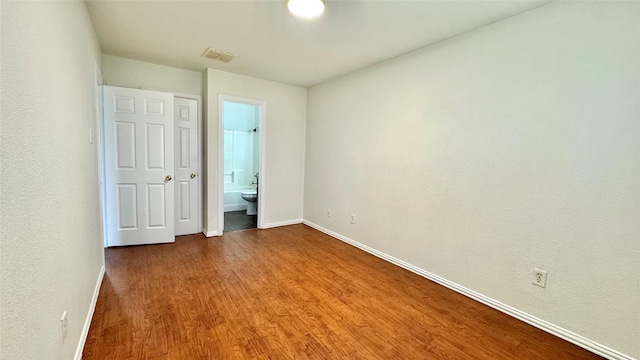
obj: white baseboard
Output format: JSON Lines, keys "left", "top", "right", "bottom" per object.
{"left": 202, "top": 228, "right": 220, "bottom": 237}
{"left": 302, "top": 220, "right": 634, "bottom": 360}
{"left": 262, "top": 219, "right": 303, "bottom": 229}
{"left": 74, "top": 265, "right": 105, "bottom": 360}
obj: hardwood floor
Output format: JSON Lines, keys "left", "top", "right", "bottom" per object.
{"left": 83, "top": 225, "right": 602, "bottom": 359}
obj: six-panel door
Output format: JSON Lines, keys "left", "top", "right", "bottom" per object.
{"left": 103, "top": 86, "right": 175, "bottom": 246}
{"left": 174, "top": 97, "right": 199, "bottom": 236}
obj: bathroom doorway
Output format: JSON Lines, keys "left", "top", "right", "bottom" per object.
{"left": 219, "top": 96, "right": 266, "bottom": 233}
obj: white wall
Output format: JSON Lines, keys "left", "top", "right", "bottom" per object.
{"left": 305, "top": 1, "right": 639, "bottom": 358}
{"left": 101, "top": 54, "right": 204, "bottom": 95}
{"left": 0, "top": 2, "right": 105, "bottom": 359}
{"left": 206, "top": 69, "right": 306, "bottom": 233}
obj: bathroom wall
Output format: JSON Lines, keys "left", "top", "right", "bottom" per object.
{"left": 223, "top": 129, "right": 255, "bottom": 190}
{"left": 223, "top": 101, "right": 259, "bottom": 192}
{"left": 224, "top": 191, "right": 249, "bottom": 212}
{"left": 206, "top": 69, "right": 306, "bottom": 234}
{"left": 304, "top": 1, "right": 639, "bottom": 358}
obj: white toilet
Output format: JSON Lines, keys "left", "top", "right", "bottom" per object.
{"left": 240, "top": 189, "right": 258, "bottom": 215}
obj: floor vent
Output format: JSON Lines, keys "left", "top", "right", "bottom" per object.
{"left": 201, "top": 48, "right": 237, "bottom": 63}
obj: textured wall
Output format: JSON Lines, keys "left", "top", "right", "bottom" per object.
{"left": 206, "top": 69, "right": 306, "bottom": 232}
{"left": 0, "top": 2, "right": 105, "bottom": 359}
{"left": 101, "top": 54, "right": 204, "bottom": 95}
{"left": 305, "top": 1, "right": 639, "bottom": 357}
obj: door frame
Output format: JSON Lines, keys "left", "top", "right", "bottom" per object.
{"left": 218, "top": 94, "right": 267, "bottom": 232}
{"left": 94, "top": 63, "right": 107, "bottom": 248}
{"left": 174, "top": 92, "right": 203, "bottom": 235}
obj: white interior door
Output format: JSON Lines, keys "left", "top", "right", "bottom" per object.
{"left": 174, "top": 97, "right": 199, "bottom": 236}
{"left": 103, "top": 86, "right": 175, "bottom": 246}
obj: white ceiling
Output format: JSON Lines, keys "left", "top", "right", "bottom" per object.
{"left": 86, "top": 0, "right": 549, "bottom": 88}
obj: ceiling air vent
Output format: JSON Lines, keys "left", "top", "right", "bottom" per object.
{"left": 201, "top": 48, "right": 237, "bottom": 63}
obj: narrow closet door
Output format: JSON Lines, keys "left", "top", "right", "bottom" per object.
{"left": 174, "top": 96, "right": 199, "bottom": 236}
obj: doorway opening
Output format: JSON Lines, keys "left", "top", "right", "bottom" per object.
{"left": 219, "top": 96, "right": 266, "bottom": 233}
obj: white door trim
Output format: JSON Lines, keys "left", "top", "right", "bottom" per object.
{"left": 218, "top": 94, "right": 267, "bottom": 233}
{"left": 94, "top": 62, "right": 108, "bottom": 248}
{"left": 174, "top": 93, "right": 203, "bottom": 235}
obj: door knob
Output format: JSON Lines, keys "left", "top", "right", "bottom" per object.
{"left": 165, "top": 175, "right": 172, "bottom": 181}
{"left": 190, "top": 173, "right": 197, "bottom": 179}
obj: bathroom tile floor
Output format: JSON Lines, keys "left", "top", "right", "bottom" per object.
{"left": 224, "top": 210, "right": 257, "bottom": 233}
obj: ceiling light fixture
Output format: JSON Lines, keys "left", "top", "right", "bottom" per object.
{"left": 287, "top": 0, "right": 325, "bottom": 19}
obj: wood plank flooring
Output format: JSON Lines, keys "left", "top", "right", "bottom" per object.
{"left": 82, "top": 225, "right": 602, "bottom": 359}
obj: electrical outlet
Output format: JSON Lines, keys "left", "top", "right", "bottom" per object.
{"left": 350, "top": 213, "right": 356, "bottom": 224}
{"left": 532, "top": 268, "right": 547, "bottom": 288}
{"left": 327, "top": 209, "right": 332, "bottom": 217}
{"left": 60, "top": 311, "right": 68, "bottom": 343}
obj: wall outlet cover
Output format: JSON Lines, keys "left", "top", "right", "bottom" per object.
{"left": 533, "top": 268, "right": 547, "bottom": 288}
